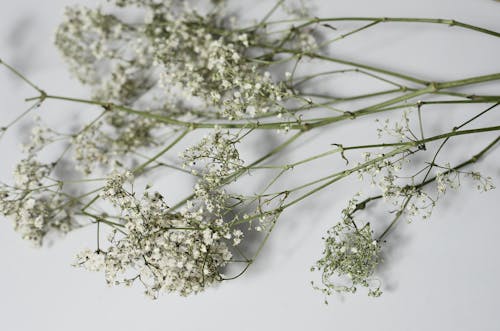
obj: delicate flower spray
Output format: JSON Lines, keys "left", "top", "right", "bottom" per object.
{"left": 0, "top": 0, "right": 499, "bottom": 301}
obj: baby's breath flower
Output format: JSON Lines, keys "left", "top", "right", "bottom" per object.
{"left": 72, "top": 122, "right": 109, "bottom": 175}
{"left": 13, "top": 157, "right": 51, "bottom": 189}
{"left": 152, "top": 10, "right": 289, "bottom": 119}
{"left": 73, "top": 249, "right": 106, "bottom": 272}
{"left": 85, "top": 170, "right": 237, "bottom": 297}
{"left": 2, "top": 0, "right": 496, "bottom": 304}
{"left": 22, "top": 120, "right": 58, "bottom": 154}
{"left": 1, "top": 158, "right": 73, "bottom": 246}
{"left": 55, "top": 5, "right": 155, "bottom": 104}
{"left": 313, "top": 220, "right": 382, "bottom": 298}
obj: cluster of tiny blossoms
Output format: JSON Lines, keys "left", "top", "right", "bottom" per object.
{"left": 436, "top": 164, "right": 495, "bottom": 194}
{"left": 0, "top": 157, "right": 72, "bottom": 246}
{"left": 313, "top": 197, "right": 382, "bottom": 299}
{"left": 74, "top": 131, "right": 248, "bottom": 298}
{"left": 56, "top": 1, "right": 291, "bottom": 120}
{"left": 358, "top": 151, "right": 439, "bottom": 221}
{"left": 55, "top": 5, "right": 155, "bottom": 104}
{"left": 72, "top": 121, "right": 110, "bottom": 175}
{"left": 74, "top": 170, "right": 237, "bottom": 298}
{"left": 21, "top": 119, "right": 57, "bottom": 154}
{"left": 54, "top": 0, "right": 294, "bottom": 177}
{"left": 1, "top": 0, "right": 497, "bottom": 306}
{"left": 56, "top": 4, "right": 172, "bottom": 175}
{"left": 72, "top": 114, "right": 159, "bottom": 175}
{"left": 148, "top": 5, "right": 290, "bottom": 119}
{"left": 181, "top": 129, "right": 244, "bottom": 213}
{"left": 359, "top": 125, "right": 495, "bottom": 223}
{"left": 0, "top": 119, "right": 75, "bottom": 245}
{"left": 312, "top": 111, "right": 496, "bottom": 301}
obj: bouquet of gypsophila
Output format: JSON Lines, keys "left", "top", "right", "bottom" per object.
{"left": 1, "top": 0, "right": 499, "bottom": 301}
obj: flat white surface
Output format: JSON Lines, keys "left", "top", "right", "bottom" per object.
{"left": 1, "top": 1, "right": 499, "bottom": 331}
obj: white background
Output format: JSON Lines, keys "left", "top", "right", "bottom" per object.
{"left": 1, "top": 1, "right": 500, "bottom": 330}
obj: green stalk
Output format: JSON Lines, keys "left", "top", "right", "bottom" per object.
{"left": 275, "top": 125, "right": 500, "bottom": 209}
{"left": 132, "top": 129, "right": 190, "bottom": 175}
{"left": 249, "top": 17, "right": 500, "bottom": 38}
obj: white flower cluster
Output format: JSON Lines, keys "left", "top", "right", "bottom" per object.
{"left": 0, "top": 158, "right": 72, "bottom": 246}
{"left": 436, "top": 165, "right": 495, "bottom": 194}
{"left": 289, "top": 27, "right": 319, "bottom": 53}
{"left": 182, "top": 130, "right": 244, "bottom": 214}
{"left": 150, "top": 10, "right": 289, "bottom": 119}
{"left": 313, "top": 215, "right": 382, "bottom": 298}
{"left": 375, "top": 111, "right": 413, "bottom": 141}
{"left": 13, "top": 157, "right": 51, "bottom": 189}
{"left": 22, "top": 121, "right": 57, "bottom": 154}
{"left": 182, "top": 130, "right": 287, "bottom": 234}
{"left": 73, "top": 249, "right": 106, "bottom": 272}
{"left": 55, "top": 6, "right": 121, "bottom": 85}
{"left": 182, "top": 130, "right": 243, "bottom": 178}
{"left": 72, "top": 113, "right": 160, "bottom": 175}
{"left": 359, "top": 149, "right": 495, "bottom": 222}
{"left": 109, "top": 116, "right": 157, "bottom": 154}
{"left": 56, "top": 2, "right": 290, "bottom": 120}
{"left": 74, "top": 169, "right": 242, "bottom": 297}
{"left": 363, "top": 113, "right": 444, "bottom": 221}
{"left": 72, "top": 121, "right": 109, "bottom": 175}
{"left": 55, "top": 5, "right": 155, "bottom": 104}
{"left": 360, "top": 151, "right": 439, "bottom": 221}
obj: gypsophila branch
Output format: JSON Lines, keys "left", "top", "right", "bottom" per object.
{"left": 1, "top": 0, "right": 499, "bottom": 301}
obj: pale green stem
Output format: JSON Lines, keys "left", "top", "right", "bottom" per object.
{"left": 263, "top": 125, "right": 500, "bottom": 207}
{"left": 133, "top": 129, "right": 190, "bottom": 174}
{"left": 245, "top": 17, "right": 500, "bottom": 38}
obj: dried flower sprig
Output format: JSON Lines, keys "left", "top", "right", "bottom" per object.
{"left": 1, "top": 0, "right": 499, "bottom": 301}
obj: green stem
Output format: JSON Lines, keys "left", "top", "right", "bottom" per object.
{"left": 277, "top": 125, "right": 500, "bottom": 208}
{"left": 378, "top": 197, "right": 411, "bottom": 241}
{"left": 317, "top": 20, "right": 382, "bottom": 48}
{"left": 341, "top": 125, "right": 500, "bottom": 151}
{"left": 252, "top": 17, "right": 500, "bottom": 38}
{"left": 308, "top": 73, "right": 500, "bottom": 128}
{"left": 375, "top": 99, "right": 500, "bottom": 113}
{"left": 258, "top": 0, "right": 284, "bottom": 28}
{"left": 0, "top": 58, "right": 45, "bottom": 93}
{"left": 132, "top": 129, "right": 190, "bottom": 175}
{"left": 281, "top": 146, "right": 410, "bottom": 209}
{"left": 262, "top": 47, "right": 430, "bottom": 85}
